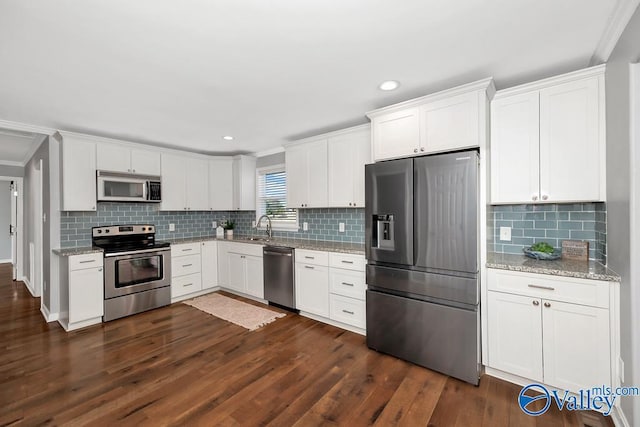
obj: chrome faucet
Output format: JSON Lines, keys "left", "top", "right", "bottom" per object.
{"left": 256, "top": 215, "right": 272, "bottom": 239}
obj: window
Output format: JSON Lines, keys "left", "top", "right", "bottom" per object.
{"left": 256, "top": 165, "right": 298, "bottom": 230}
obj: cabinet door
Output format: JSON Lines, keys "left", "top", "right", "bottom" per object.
{"left": 490, "top": 92, "right": 540, "bottom": 204}
{"left": 233, "top": 156, "right": 257, "bottom": 211}
{"left": 285, "top": 145, "right": 307, "bottom": 208}
{"left": 131, "top": 148, "right": 161, "bottom": 175}
{"left": 201, "top": 241, "right": 218, "bottom": 290}
{"left": 542, "top": 299, "right": 610, "bottom": 392}
{"left": 306, "top": 140, "right": 328, "bottom": 207}
{"left": 539, "top": 77, "right": 603, "bottom": 202}
{"left": 372, "top": 108, "right": 420, "bottom": 161}
{"left": 327, "top": 135, "right": 354, "bottom": 207}
{"left": 96, "top": 143, "right": 130, "bottom": 173}
{"left": 227, "top": 253, "right": 246, "bottom": 292}
{"left": 217, "top": 243, "right": 230, "bottom": 286}
{"left": 172, "top": 273, "right": 202, "bottom": 298}
{"left": 62, "top": 137, "right": 97, "bottom": 211}
{"left": 245, "top": 255, "right": 264, "bottom": 299}
{"left": 295, "top": 264, "right": 329, "bottom": 317}
{"left": 420, "top": 92, "right": 479, "bottom": 153}
{"left": 351, "top": 129, "right": 371, "bottom": 207}
{"left": 327, "top": 129, "right": 370, "bottom": 208}
{"left": 69, "top": 267, "right": 104, "bottom": 323}
{"left": 160, "top": 154, "right": 186, "bottom": 211}
{"left": 186, "top": 158, "right": 210, "bottom": 211}
{"left": 209, "top": 159, "right": 234, "bottom": 210}
{"left": 487, "top": 291, "right": 543, "bottom": 381}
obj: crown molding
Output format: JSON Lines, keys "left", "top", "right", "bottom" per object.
{"left": 0, "top": 118, "right": 56, "bottom": 136}
{"left": 254, "top": 146, "right": 285, "bottom": 157}
{"left": 590, "top": 0, "right": 640, "bottom": 65}
{"left": 0, "top": 160, "right": 24, "bottom": 167}
{"left": 282, "top": 123, "right": 371, "bottom": 148}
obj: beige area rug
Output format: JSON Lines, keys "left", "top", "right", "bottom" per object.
{"left": 183, "top": 293, "right": 286, "bottom": 331}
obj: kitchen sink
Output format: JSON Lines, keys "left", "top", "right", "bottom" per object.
{"left": 248, "top": 237, "right": 270, "bottom": 242}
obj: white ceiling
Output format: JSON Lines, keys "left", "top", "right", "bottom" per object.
{"left": 0, "top": 0, "right": 636, "bottom": 156}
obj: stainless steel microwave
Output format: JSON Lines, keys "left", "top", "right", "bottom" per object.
{"left": 97, "top": 171, "right": 162, "bottom": 203}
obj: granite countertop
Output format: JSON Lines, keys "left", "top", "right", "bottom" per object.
{"left": 52, "top": 247, "right": 103, "bottom": 256}
{"left": 486, "top": 252, "right": 621, "bottom": 282}
{"left": 160, "top": 235, "right": 365, "bottom": 255}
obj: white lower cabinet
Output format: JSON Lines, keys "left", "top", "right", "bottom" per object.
{"left": 217, "top": 242, "right": 264, "bottom": 299}
{"left": 201, "top": 241, "right": 218, "bottom": 290}
{"left": 296, "top": 261, "right": 330, "bottom": 317}
{"left": 171, "top": 243, "right": 203, "bottom": 300}
{"left": 58, "top": 252, "right": 104, "bottom": 331}
{"left": 295, "top": 250, "right": 366, "bottom": 333}
{"left": 487, "top": 269, "right": 615, "bottom": 394}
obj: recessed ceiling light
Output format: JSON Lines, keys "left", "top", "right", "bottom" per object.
{"left": 378, "top": 80, "right": 400, "bottom": 91}
{"left": 222, "top": 135, "right": 234, "bottom": 141}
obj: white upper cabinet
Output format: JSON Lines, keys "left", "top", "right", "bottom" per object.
{"left": 420, "top": 91, "right": 479, "bottom": 153}
{"left": 327, "top": 125, "right": 371, "bottom": 207}
{"left": 208, "top": 158, "right": 234, "bottom": 211}
{"left": 161, "top": 154, "right": 209, "bottom": 211}
{"left": 371, "top": 108, "right": 420, "bottom": 160}
{"left": 232, "top": 155, "right": 257, "bottom": 211}
{"left": 367, "top": 79, "right": 494, "bottom": 161}
{"left": 285, "top": 139, "right": 328, "bottom": 208}
{"left": 490, "top": 92, "right": 540, "bottom": 203}
{"left": 160, "top": 154, "right": 186, "bottom": 211}
{"left": 96, "top": 142, "right": 161, "bottom": 175}
{"left": 59, "top": 133, "right": 97, "bottom": 211}
{"left": 490, "top": 65, "right": 606, "bottom": 204}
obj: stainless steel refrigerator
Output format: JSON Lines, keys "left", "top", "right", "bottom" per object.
{"left": 365, "top": 150, "right": 480, "bottom": 385}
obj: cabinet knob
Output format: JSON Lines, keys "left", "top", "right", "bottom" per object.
{"left": 92, "top": 206, "right": 95, "bottom": 210}
{"left": 128, "top": 169, "right": 131, "bottom": 172}
{"left": 532, "top": 300, "right": 539, "bottom": 306}
{"left": 544, "top": 302, "right": 551, "bottom": 308}
{"left": 532, "top": 195, "right": 538, "bottom": 201}
{"left": 98, "top": 268, "right": 103, "bottom": 272}
{"left": 349, "top": 202, "right": 352, "bottom": 206}
{"left": 353, "top": 202, "right": 356, "bottom": 206}
{"left": 414, "top": 148, "right": 418, "bottom": 153}
{"left": 420, "top": 147, "right": 425, "bottom": 152}
{"left": 542, "top": 194, "right": 549, "bottom": 201}
{"left": 132, "top": 169, "right": 136, "bottom": 173}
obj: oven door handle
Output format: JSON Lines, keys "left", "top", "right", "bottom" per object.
{"left": 104, "top": 247, "right": 171, "bottom": 257}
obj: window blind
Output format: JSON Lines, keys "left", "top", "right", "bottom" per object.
{"left": 257, "top": 169, "right": 297, "bottom": 224}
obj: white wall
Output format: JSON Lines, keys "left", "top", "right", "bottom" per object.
{"left": 605, "top": 4, "right": 640, "bottom": 424}
{"left": 0, "top": 183, "right": 11, "bottom": 261}
{"left": 0, "top": 165, "right": 24, "bottom": 177}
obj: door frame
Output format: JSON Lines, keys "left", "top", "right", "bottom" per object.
{"left": 0, "top": 176, "right": 24, "bottom": 280}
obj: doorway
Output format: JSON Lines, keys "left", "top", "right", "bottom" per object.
{"left": 0, "top": 177, "right": 23, "bottom": 281}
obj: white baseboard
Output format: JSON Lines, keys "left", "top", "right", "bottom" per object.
{"left": 298, "top": 311, "right": 366, "bottom": 336}
{"left": 171, "top": 286, "right": 221, "bottom": 304}
{"left": 611, "top": 405, "right": 630, "bottom": 427}
{"left": 40, "top": 304, "right": 59, "bottom": 323}
{"left": 21, "top": 276, "right": 36, "bottom": 297}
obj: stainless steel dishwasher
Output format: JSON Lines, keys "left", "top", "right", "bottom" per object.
{"left": 263, "top": 246, "right": 296, "bottom": 310}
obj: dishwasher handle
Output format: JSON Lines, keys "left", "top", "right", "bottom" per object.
{"left": 263, "top": 250, "right": 292, "bottom": 257}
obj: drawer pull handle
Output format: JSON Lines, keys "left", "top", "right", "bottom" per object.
{"left": 342, "top": 309, "right": 355, "bottom": 315}
{"left": 532, "top": 300, "right": 539, "bottom": 306}
{"left": 341, "top": 260, "right": 354, "bottom": 264}
{"left": 544, "top": 302, "right": 551, "bottom": 308}
{"left": 304, "top": 256, "right": 315, "bottom": 259}
{"left": 79, "top": 260, "right": 96, "bottom": 264}
{"left": 341, "top": 282, "right": 354, "bottom": 287}
{"left": 305, "top": 266, "right": 314, "bottom": 270}
{"left": 184, "top": 283, "right": 194, "bottom": 287}
{"left": 182, "top": 248, "right": 193, "bottom": 252}
{"left": 182, "top": 264, "right": 192, "bottom": 268}
{"left": 528, "top": 284, "right": 555, "bottom": 291}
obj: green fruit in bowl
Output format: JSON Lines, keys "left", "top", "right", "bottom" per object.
{"left": 530, "top": 242, "right": 555, "bottom": 253}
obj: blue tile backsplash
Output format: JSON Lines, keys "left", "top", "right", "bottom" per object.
{"left": 60, "top": 203, "right": 365, "bottom": 248}
{"left": 488, "top": 203, "right": 606, "bottom": 262}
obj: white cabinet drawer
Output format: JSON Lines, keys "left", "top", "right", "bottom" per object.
{"left": 296, "top": 249, "right": 329, "bottom": 266}
{"left": 172, "top": 254, "right": 201, "bottom": 277}
{"left": 171, "top": 243, "right": 201, "bottom": 257}
{"left": 172, "top": 273, "right": 202, "bottom": 298}
{"left": 69, "top": 253, "right": 103, "bottom": 271}
{"left": 329, "top": 253, "right": 365, "bottom": 271}
{"left": 487, "top": 269, "right": 610, "bottom": 308}
{"left": 330, "top": 294, "right": 366, "bottom": 329}
{"left": 330, "top": 269, "right": 365, "bottom": 300}
{"left": 227, "top": 242, "right": 264, "bottom": 257}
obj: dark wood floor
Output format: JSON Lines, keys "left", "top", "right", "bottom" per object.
{"left": 0, "top": 263, "right": 613, "bottom": 426}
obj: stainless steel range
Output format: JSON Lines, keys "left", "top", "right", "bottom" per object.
{"left": 92, "top": 225, "right": 171, "bottom": 321}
